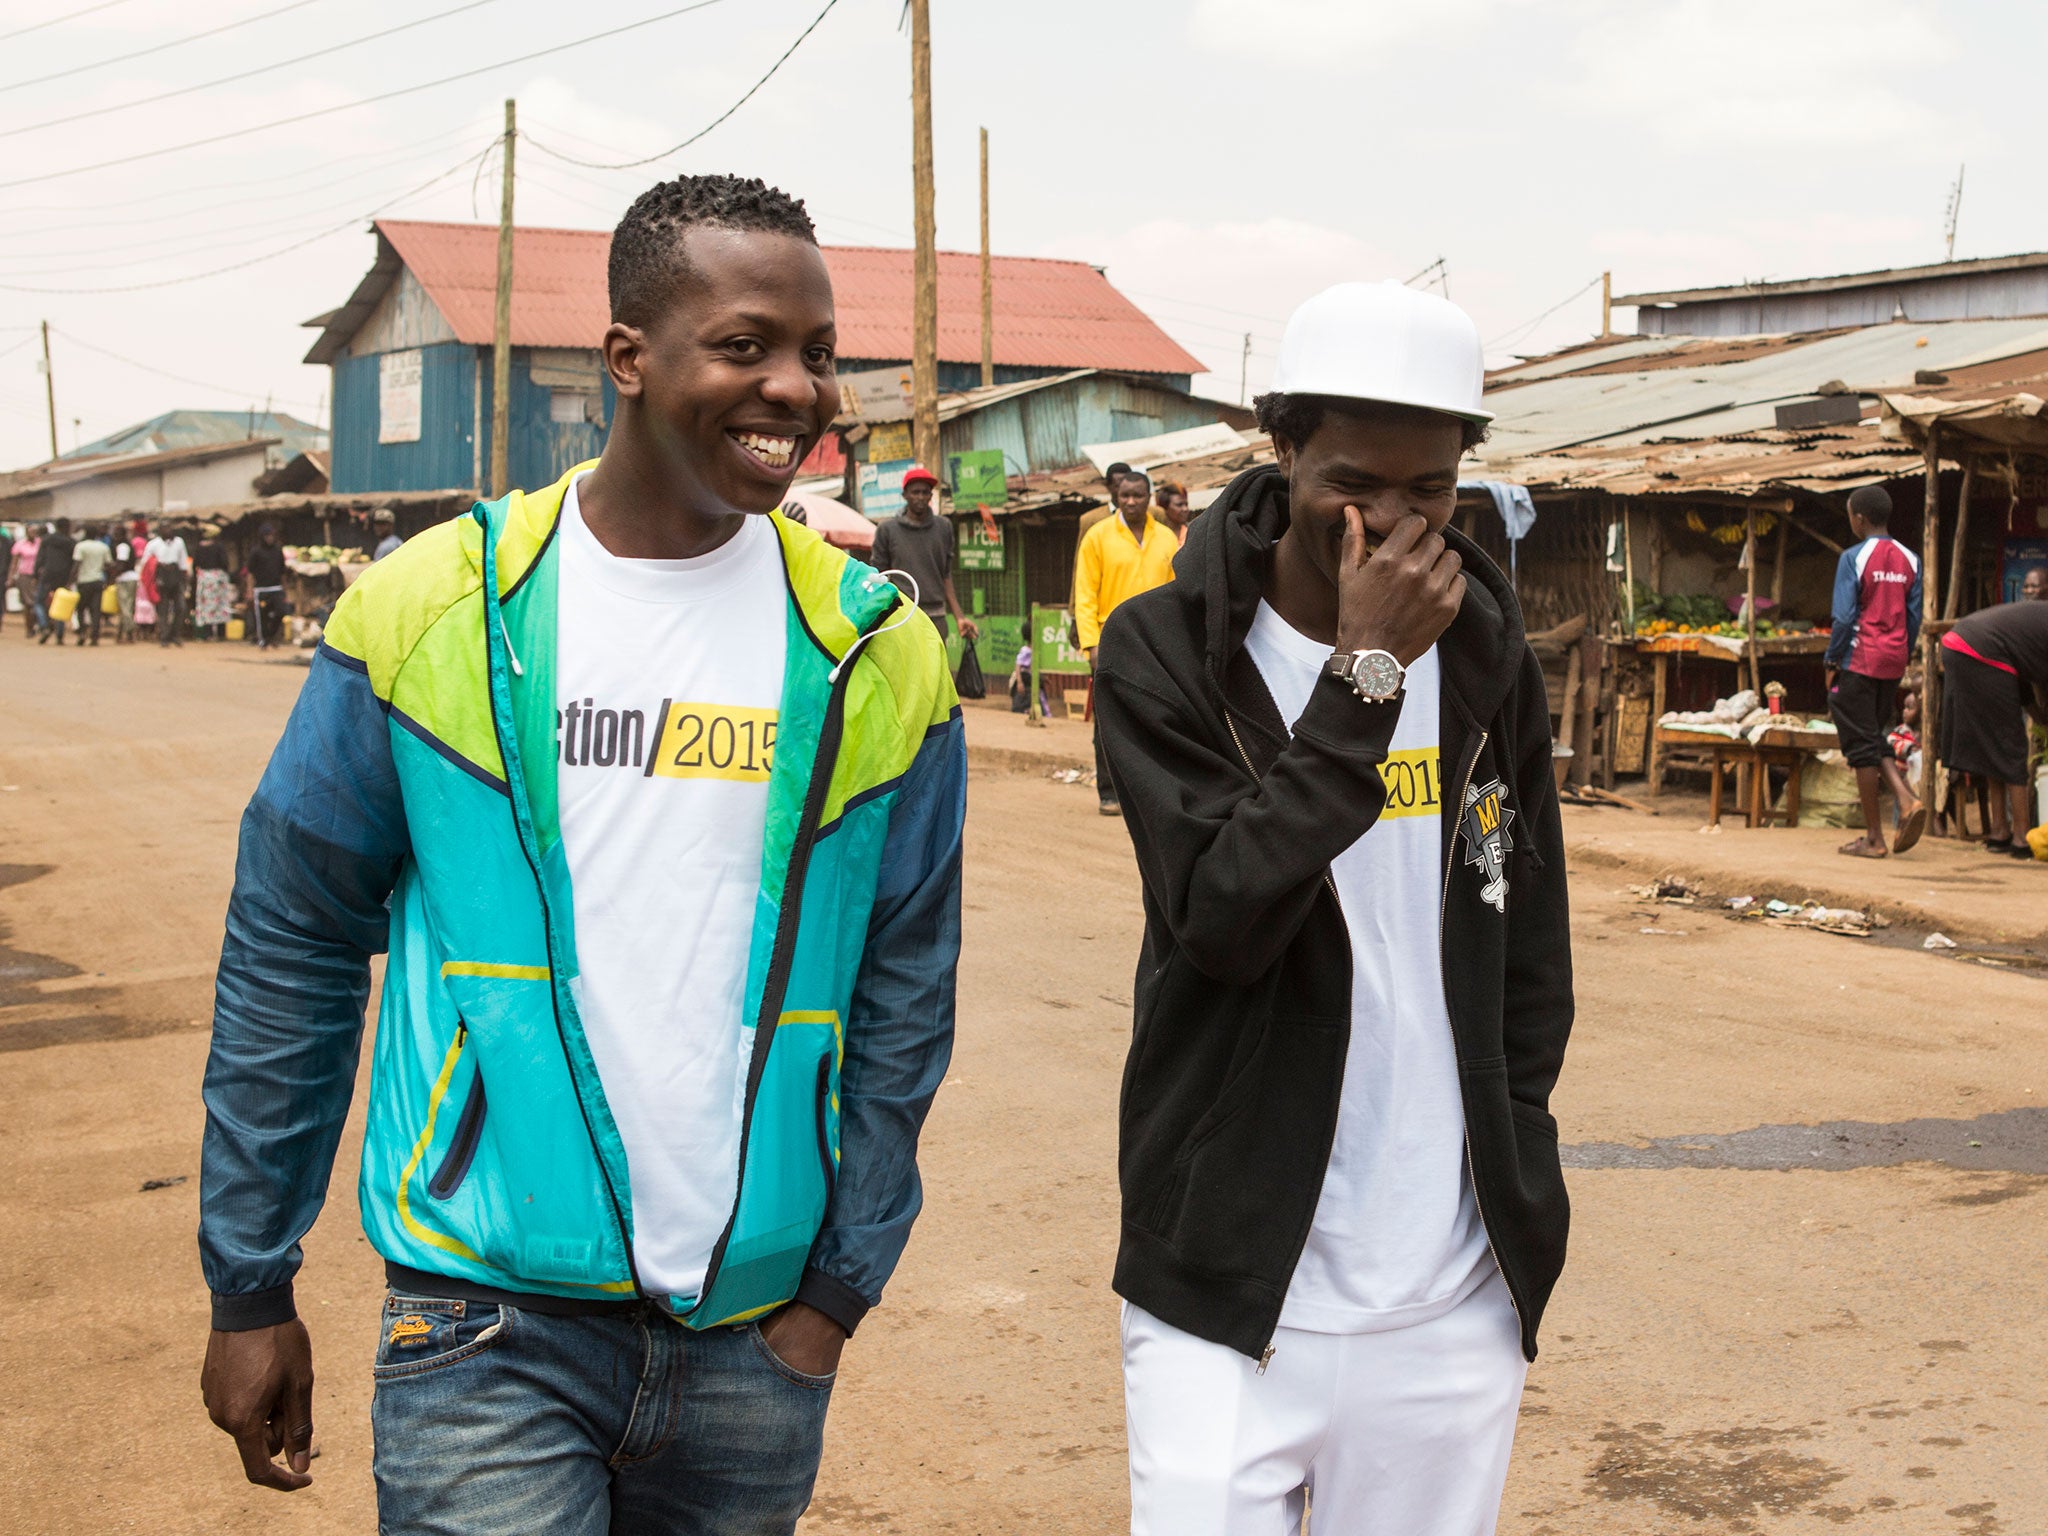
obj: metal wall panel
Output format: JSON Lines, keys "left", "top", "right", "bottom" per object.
{"left": 329, "top": 340, "right": 477, "bottom": 493}
{"left": 1642, "top": 270, "right": 2048, "bottom": 337}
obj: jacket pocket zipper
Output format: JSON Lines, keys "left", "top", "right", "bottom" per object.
{"left": 814, "top": 1054, "right": 837, "bottom": 1196}
{"left": 427, "top": 1036, "right": 488, "bottom": 1201}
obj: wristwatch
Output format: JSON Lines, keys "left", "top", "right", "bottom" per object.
{"left": 1325, "top": 648, "right": 1404, "bottom": 702}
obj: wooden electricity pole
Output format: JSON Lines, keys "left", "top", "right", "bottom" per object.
{"left": 1918, "top": 425, "right": 1944, "bottom": 816}
{"left": 909, "top": 0, "right": 940, "bottom": 473}
{"left": 1601, "top": 271, "right": 1613, "bottom": 337}
{"left": 978, "top": 126, "right": 993, "bottom": 390}
{"left": 39, "top": 320, "right": 57, "bottom": 461}
{"left": 489, "top": 98, "right": 516, "bottom": 498}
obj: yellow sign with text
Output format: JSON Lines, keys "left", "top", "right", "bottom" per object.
{"left": 651, "top": 702, "right": 780, "bottom": 782}
{"left": 1376, "top": 747, "right": 1443, "bottom": 819}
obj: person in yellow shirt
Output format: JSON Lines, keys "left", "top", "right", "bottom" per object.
{"left": 1074, "top": 469, "right": 1179, "bottom": 814}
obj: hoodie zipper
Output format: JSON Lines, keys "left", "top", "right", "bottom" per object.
{"left": 1440, "top": 727, "right": 1527, "bottom": 1344}
{"left": 1221, "top": 703, "right": 1337, "bottom": 1371}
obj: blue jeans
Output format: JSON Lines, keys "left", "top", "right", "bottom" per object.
{"left": 370, "top": 1290, "right": 835, "bottom": 1535}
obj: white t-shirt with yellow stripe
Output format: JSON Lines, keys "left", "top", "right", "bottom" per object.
{"left": 556, "top": 478, "right": 788, "bottom": 1300}
{"left": 1243, "top": 600, "right": 1493, "bottom": 1334}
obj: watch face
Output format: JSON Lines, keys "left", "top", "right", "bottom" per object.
{"left": 1355, "top": 651, "right": 1402, "bottom": 698}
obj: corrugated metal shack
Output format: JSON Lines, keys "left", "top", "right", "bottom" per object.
{"left": 1463, "top": 317, "right": 2048, "bottom": 792}
{"left": 305, "top": 220, "right": 1206, "bottom": 496}
{"left": 1623, "top": 251, "right": 2048, "bottom": 338}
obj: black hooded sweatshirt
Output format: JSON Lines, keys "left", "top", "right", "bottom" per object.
{"left": 1093, "top": 464, "right": 1573, "bottom": 1364}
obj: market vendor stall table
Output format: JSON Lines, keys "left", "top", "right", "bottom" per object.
{"left": 1629, "top": 631, "right": 1832, "bottom": 793}
{"left": 1653, "top": 721, "right": 1836, "bottom": 828}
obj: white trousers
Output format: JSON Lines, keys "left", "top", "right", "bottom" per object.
{"left": 1123, "top": 1269, "right": 1527, "bottom": 1536}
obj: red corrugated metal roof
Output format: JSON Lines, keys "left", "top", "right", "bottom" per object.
{"left": 369, "top": 220, "right": 1204, "bottom": 375}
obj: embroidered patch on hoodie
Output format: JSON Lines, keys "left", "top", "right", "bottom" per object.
{"left": 1460, "top": 778, "right": 1514, "bottom": 913}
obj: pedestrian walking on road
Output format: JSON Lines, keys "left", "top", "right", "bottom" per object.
{"left": 869, "top": 463, "right": 979, "bottom": 644}
{"left": 242, "top": 523, "right": 287, "bottom": 648}
{"left": 198, "top": 173, "right": 966, "bottom": 1534}
{"left": 144, "top": 527, "right": 189, "bottom": 646}
{"left": 1073, "top": 467, "right": 1177, "bottom": 814}
{"left": 35, "top": 517, "right": 77, "bottom": 645}
{"left": 1938, "top": 597, "right": 2048, "bottom": 857}
{"left": 1825, "top": 485, "right": 1925, "bottom": 857}
{"left": 71, "top": 524, "right": 112, "bottom": 647}
{"left": 6, "top": 524, "right": 37, "bottom": 638}
{"left": 1094, "top": 280, "right": 1574, "bottom": 1536}
{"left": 194, "top": 537, "right": 235, "bottom": 638}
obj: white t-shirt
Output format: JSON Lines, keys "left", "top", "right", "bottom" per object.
{"left": 1244, "top": 601, "right": 1493, "bottom": 1334}
{"left": 556, "top": 478, "right": 789, "bottom": 1300}
{"left": 144, "top": 535, "right": 188, "bottom": 570}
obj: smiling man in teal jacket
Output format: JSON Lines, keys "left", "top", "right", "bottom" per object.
{"left": 197, "top": 175, "right": 965, "bottom": 1534}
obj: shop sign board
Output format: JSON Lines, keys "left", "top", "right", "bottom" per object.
{"left": 1029, "top": 605, "right": 1092, "bottom": 675}
{"left": 858, "top": 458, "right": 915, "bottom": 519}
{"left": 949, "top": 448, "right": 1007, "bottom": 507}
{"left": 957, "top": 519, "right": 1005, "bottom": 571}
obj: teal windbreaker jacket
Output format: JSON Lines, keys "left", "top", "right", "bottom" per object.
{"left": 199, "top": 466, "right": 965, "bottom": 1334}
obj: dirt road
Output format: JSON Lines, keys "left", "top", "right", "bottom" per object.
{"left": 3, "top": 643, "right": 2044, "bottom": 1535}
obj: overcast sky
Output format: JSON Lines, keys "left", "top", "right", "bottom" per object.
{"left": 0, "top": 0, "right": 2035, "bottom": 468}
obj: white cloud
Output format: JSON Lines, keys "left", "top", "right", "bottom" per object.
{"left": 1188, "top": 0, "right": 1545, "bottom": 68}
{"left": 1572, "top": 0, "right": 1968, "bottom": 152}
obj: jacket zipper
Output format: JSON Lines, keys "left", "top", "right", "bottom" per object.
{"left": 1221, "top": 704, "right": 1338, "bottom": 1371}
{"left": 478, "top": 504, "right": 644, "bottom": 1300}
{"left": 426, "top": 1025, "right": 489, "bottom": 1201}
{"left": 1440, "top": 728, "right": 1528, "bottom": 1344}
{"left": 685, "top": 608, "right": 877, "bottom": 1318}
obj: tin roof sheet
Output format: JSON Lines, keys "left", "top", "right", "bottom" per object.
{"left": 304, "top": 221, "right": 1203, "bottom": 376}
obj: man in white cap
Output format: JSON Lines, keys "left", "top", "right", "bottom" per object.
{"left": 1093, "top": 281, "right": 1573, "bottom": 1535}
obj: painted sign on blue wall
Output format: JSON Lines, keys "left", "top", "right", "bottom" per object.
{"left": 858, "top": 458, "right": 915, "bottom": 518}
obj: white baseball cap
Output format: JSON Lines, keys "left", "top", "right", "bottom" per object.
{"left": 1270, "top": 280, "right": 1492, "bottom": 424}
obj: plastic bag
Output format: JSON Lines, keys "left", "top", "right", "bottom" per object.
{"left": 954, "top": 644, "right": 987, "bottom": 701}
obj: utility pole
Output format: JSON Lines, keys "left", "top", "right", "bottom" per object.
{"left": 1944, "top": 163, "right": 1965, "bottom": 263}
{"left": 1239, "top": 332, "right": 1252, "bottom": 407}
{"left": 978, "top": 126, "right": 993, "bottom": 390}
{"left": 909, "top": 0, "right": 939, "bottom": 474}
{"left": 39, "top": 320, "right": 57, "bottom": 461}
{"left": 1601, "top": 270, "right": 1613, "bottom": 337}
{"left": 490, "top": 98, "right": 516, "bottom": 499}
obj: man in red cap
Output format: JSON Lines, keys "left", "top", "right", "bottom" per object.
{"left": 870, "top": 465, "right": 979, "bottom": 647}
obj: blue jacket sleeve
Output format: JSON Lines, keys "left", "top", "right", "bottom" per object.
{"left": 1905, "top": 559, "right": 1923, "bottom": 657}
{"left": 795, "top": 709, "right": 965, "bottom": 1334}
{"left": 1825, "top": 545, "right": 1861, "bottom": 671}
{"left": 198, "top": 647, "right": 411, "bottom": 1330}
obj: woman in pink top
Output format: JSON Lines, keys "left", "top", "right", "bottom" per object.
{"left": 10, "top": 527, "right": 41, "bottom": 639}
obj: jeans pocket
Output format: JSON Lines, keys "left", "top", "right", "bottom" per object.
{"left": 373, "top": 1294, "right": 511, "bottom": 1379}
{"left": 745, "top": 1323, "right": 837, "bottom": 1391}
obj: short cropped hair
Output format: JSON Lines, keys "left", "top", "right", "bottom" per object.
{"left": 608, "top": 174, "right": 818, "bottom": 329}
{"left": 1253, "top": 391, "right": 1488, "bottom": 455}
{"left": 1848, "top": 485, "right": 1892, "bottom": 526}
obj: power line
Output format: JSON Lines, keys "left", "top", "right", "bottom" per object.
{"left": 0, "top": 0, "right": 140, "bottom": 45}
{"left": 0, "top": 128, "right": 486, "bottom": 244}
{"left": 1124, "top": 288, "right": 1288, "bottom": 328}
{"left": 1483, "top": 275, "right": 1603, "bottom": 350}
{"left": 0, "top": 335, "right": 37, "bottom": 362}
{"left": 523, "top": 0, "right": 841, "bottom": 171}
{"left": 0, "top": 143, "right": 492, "bottom": 293}
{"left": 0, "top": 123, "right": 483, "bottom": 224}
{"left": 50, "top": 326, "right": 321, "bottom": 408}
{"left": 0, "top": 1, "right": 729, "bottom": 192}
{"left": 0, "top": 0, "right": 326, "bottom": 97}
{"left": 0, "top": 0, "right": 505, "bottom": 140}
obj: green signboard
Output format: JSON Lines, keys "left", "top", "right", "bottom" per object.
{"left": 957, "top": 519, "right": 1004, "bottom": 571}
{"left": 1029, "top": 605, "right": 1092, "bottom": 676}
{"left": 950, "top": 448, "right": 1007, "bottom": 507}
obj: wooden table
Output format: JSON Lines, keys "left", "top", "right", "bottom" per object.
{"left": 1653, "top": 723, "right": 1831, "bottom": 828}
{"left": 1632, "top": 633, "right": 1832, "bottom": 793}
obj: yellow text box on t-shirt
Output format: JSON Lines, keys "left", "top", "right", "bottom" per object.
{"left": 650, "top": 702, "right": 780, "bottom": 782}
{"left": 1376, "top": 747, "right": 1443, "bottom": 818}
